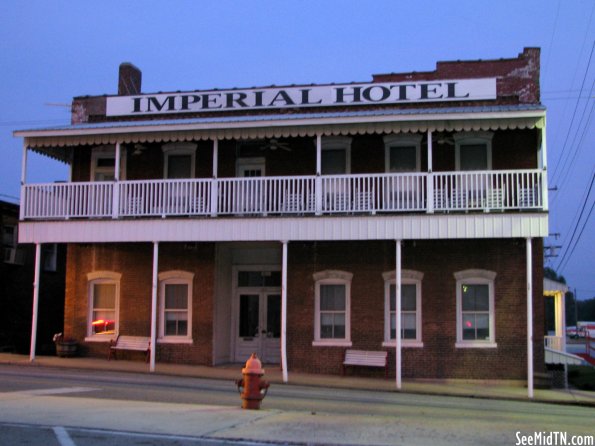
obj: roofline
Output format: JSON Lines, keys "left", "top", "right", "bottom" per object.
{"left": 14, "top": 107, "right": 546, "bottom": 139}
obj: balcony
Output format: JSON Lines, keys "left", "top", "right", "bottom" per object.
{"left": 21, "top": 169, "right": 545, "bottom": 221}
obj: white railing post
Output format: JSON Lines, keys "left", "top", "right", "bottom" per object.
{"left": 315, "top": 134, "right": 323, "bottom": 215}
{"left": 112, "top": 142, "right": 121, "bottom": 219}
{"left": 395, "top": 239, "right": 402, "bottom": 390}
{"left": 211, "top": 139, "right": 219, "bottom": 217}
{"left": 427, "top": 130, "right": 434, "bottom": 214}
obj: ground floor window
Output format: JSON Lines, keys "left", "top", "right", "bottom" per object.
{"left": 159, "top": 271, "right": 194, "bottom": 343}
{"left": 383, "top": 270, "right": 423, "bottom": 347}
{"left": 454, "top": 269, "right": 497, "bottom": 348}
{"left": 87, "top": 271, "right": 121, "bottom": 339}
{"left": 313, "top": 270, "right": 352, "bottom": 347}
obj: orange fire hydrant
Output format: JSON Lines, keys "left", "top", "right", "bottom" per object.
{"left": 235, "top": 353, "right": 270, "bottom": 410}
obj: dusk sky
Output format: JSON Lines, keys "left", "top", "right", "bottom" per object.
{"left": 1, "top": 1, "right": 593, "bottom": 298}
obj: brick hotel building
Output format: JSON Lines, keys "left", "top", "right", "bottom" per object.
{"left": 16, "top": 48, "right": 548, "bottom": 393}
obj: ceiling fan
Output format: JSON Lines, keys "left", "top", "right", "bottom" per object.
{"left": 259, "top": 138, "right": 291, "bottom": 152}
{"left": 434, "top": 133, "right": 454, "bottom": 146}
{"left": 131, "top": 144, "right": 148, "bottom": 156}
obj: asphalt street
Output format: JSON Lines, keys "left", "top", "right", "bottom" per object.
{"left": 0, "top": 364, "right": 593, "bottom": 445}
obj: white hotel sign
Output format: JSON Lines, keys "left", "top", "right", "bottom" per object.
{"left": 106, "top": 78, "right": 497, "bottom": 116}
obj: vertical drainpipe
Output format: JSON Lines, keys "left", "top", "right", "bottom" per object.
{"left": 395, "top": 239, "right": 402, "bottom": 390}
{"left": 210, "top": 139, "right": 219, "bottom": 217}
{"left": 29, "top": 243, "right": 42, "bottom": 362}
{"left": 426, "top": 130, "right": 434, "bottom": 214}
{"left": 150, "top": 241, "right": 159, "bottom": 372}
{"left": 112, "top": 142, "right": 121, "bottom": 219}
{"left": 526, "top": 237, "right": 534, "bottom": 398}
{"left": 315, "top": 134, "right": 322, "bottom": 216}
{"left": 20, "top": 143, "right": 28, "bottom": 220}
{"left": 281, "top": 241, "right": 289, "bottom": 383}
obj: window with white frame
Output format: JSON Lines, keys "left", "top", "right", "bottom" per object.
{"left": 454, "top": 269, "right": 497, "bottom": 348}
{"left": 313, "top": 270, "right": 352, "bottom": 346}
{"left": 87, "top": 271, "right": 121, "bottom": 339}
{"left": 321, "top": 137, "right": 351, "bottom": 174}
{"left": 383, "top": 134, "right": 422, "bottom": 172}
{"left": 158, "top": 271, "right": 194, "bottom": 342}
{"left": 90, "top": 145, "right": 126, "bottom": 181}
{"left": 382, "top": 270, "right": 423, "bottom": 347}
{"left": 162, "top": 143, "right": 197, "bottom": 179}
{"left": 454, "top": 132, "right": 493, "bottom": 171}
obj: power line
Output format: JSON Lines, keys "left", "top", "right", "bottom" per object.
{"left": 556, "top": 170, "right": 595, "bottom": 273}
{"left": 550, "top": 40, "right": 594, "bottom": 185}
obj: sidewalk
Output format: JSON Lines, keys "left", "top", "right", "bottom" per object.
{"left": 1, "top": 353, "right": 594, "bottom": 406}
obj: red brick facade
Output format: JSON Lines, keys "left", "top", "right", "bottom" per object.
{"left": 63, "top": 238, "right": 544, "bottom": 380}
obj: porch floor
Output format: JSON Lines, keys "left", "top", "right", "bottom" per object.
{"left": 1, "top": 353, "right": 593, "bottom": 406}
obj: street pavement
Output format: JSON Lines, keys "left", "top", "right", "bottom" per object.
{"left": 0, "top": 355, "right": 594, "bottom": 445}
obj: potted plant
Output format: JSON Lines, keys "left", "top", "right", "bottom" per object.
{"left": 53, "top": 333, "right": 78, "bottom": 357}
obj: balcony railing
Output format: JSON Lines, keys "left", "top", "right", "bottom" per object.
{"left": 21, "top": 169, "right": 545, "bottom": 220}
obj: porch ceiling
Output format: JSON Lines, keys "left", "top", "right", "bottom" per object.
{"left": 15, "top": 104, "right": 546, "bottom": 163}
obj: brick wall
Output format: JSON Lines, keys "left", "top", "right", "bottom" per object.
{"left": 63, "top": 238, "right": 544, "bottom": 379}
{"left": 64, "top": 242, "right": 215, "bottom": 364}
{"left": 286, "top": 239, "right": 544, "bottom": 380}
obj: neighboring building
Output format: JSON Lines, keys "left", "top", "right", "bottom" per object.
{"left": 0, "top": 200, "right": 65, "bottom": 354}
{"left": 15, "top": 48, "right": 548, "bottom": 394}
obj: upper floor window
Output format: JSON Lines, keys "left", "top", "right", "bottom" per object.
{"left": 454, "top": 132, "right": 493, "bottom": 171}
{"left": 87, "top": 271, "right": 121, "bottom": 340}
{"left": 158, "top": 271, "right": 194, "bottom": 342}
{"left": 313, "top": 270, "right": 353, "bottom": 346}
{"left": 383, "top": 270, "right": 423, "bottom": 347}
{"left": 383, "top": 134, "right": 422, "bottom": 172}
{"left": 236, "top": 157, "right": 265, "bottom": 178}
{"left": 91, "top": 147, "right": 116, "bottom": 181}
{"left": 162, "top": 143, "right": 197, "bottom": 179}
{"left": 321, "top": 137, "right": 352, "bottom": 175}
{"left": 454, "top": 269, "right": 497, "bottom": 348}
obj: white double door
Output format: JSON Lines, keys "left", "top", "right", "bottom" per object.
{"left": 235, "top": 290, "right": 281, "bottom": 364}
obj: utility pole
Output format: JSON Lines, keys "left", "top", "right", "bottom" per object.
{"left": 574, "top": 287, "right": 579, "bottom": 326}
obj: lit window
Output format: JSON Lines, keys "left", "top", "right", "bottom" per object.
{"left": 454, "top": 269, "right": 497, "bottom": 348}
{"left": 313, "top": 270, "right": 352, "bottom": 346}
{"left": 159, "top": 271, "right": 194, "bottom": 342}
{"left": 383, "top": 270, "right": 423, "bottom": 347}
{"left": 87, "top": 271, "right": 121, "bottom": 339}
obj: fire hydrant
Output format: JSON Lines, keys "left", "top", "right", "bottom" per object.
{"left": 235, "top": 353, "right": 270, "bottom": 410}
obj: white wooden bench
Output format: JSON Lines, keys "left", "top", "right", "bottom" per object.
{"left": 108, "top": 335, "right": 150, "bottom": 362}
{"left": 343, "top": 349, "right": 388, "bottom": 379}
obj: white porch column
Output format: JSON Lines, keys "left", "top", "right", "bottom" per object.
{"left": 150, "top": 241, "right": 159, "bottom": 372}
{"left": 426, "top": 130, "right": 434, "bottom": 214}
{"left": 526, "top": 237, "right": 534, "bottom": 398}
{"left": 112, "top": 142, "right": 121, "bottom": 219}
{"left": 281, "top": 240, "right": 289, "bottom": 383}
{"left": 395, "top": 239, "right": 402, "bottom": 389}
{"left": 20, "top": 143, "right": 28, "bottom": 220}
{"left": 210, "top": 139, "right": 219, "bottom": 217}
{"left": 315, "top": 134, "right": 322, "bottom": 215}
{"left": 540, "top": 123, "right": 549, "bottom": 211}
{"left": 29, "top": 243, "right": 42, "bottom": 362}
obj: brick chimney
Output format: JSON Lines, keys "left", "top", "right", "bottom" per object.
{"left": 118, "top": 62, "right": 142, "bottom": 96}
